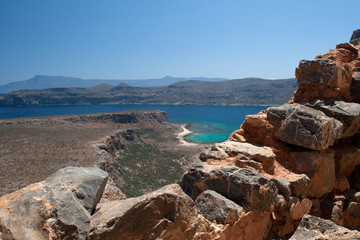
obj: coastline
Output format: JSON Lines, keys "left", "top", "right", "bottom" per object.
{"left": 177, "top": 124, "right": 198, "bottom": 146}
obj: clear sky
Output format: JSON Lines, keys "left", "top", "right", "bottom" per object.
{"left": 0, "top": 0, "right": 359, "bottom": 84}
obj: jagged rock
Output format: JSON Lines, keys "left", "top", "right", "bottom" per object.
{"left": 181, "top": 166, "right": 277, "bottom": 211}
{"left": 235, "top": 158, "right": 263, "bottom": 171}
{"left": 267, "top": 103, "right": 343, "bottom": 150}
{"left": 289, "top": 198, "right": 312, "bottom": 220}
{"left": 309, "top": 100, "right": 360, "bottom": 138}
{"left": 195, "top": 190, "right": 242, "bottom": 225}
{"left": 271, "top": 177, "right": 291, "bottom": 200}
{"left": 294, "top": 59, "right": 352, "bottom": 102}
{"left": 0, "top": 167, "right": 108, "bottom": 240}
{"left": 334, "top": 143, "right": 360, "bottom": 177}
{"left": 350, "top": 29, "right": 360, "bottom": 45}
{"left": 291, "top": 150, "right": 335, "bottom": 198}
{"left": 200, "top": 142, "right": 275, "bottom": 172}
{"left": 87, "top": 184, "right": 209, "bottom": 240}
{"left": 289, "top": 214, "right": 360, "bottom": 240}
{"left": 287, "top": 173, "right": 311, "bottom": 198}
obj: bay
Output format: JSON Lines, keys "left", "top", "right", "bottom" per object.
{"left": 0, "top": 105, "right": 267, "bottom": 144}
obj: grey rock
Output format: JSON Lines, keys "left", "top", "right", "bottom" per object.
{"left": 195, "top": 190, "right": 242, "bottom": 225}
{"left": 350, "top": 29, "right": 360, "bottom": 45}
{"left": 309, "top": 100, "right": 360, "bottom": 138}
{"left": 267, "top": 103, "right": 343, "bottom": 150}
{"left": 296, "top": 59, "right": 337, "bottom": 86}
{"left": 181, "top": 166, "right": 277, "bottom": 211}
{"left": 87, "top": 184, "right": 201, "bottom": 240}
{"left": 272, "top": 177, "right": 291, "bottom": 200}
{"left": 289, "top": 214, "right": 360, "bottom": 240}
{"left": 0, "top": 167, "right": 108, "bottom": 240}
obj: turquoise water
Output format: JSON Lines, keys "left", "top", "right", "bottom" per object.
{"left": 0, "top": 105, "right": 267, "bottom": 143}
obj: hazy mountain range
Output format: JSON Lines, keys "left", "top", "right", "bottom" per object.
{"left": 0, "top": 75, "right": 228, "bottom": 94}
{"left": 0, "top": 77, "right": 297, "bottom": 106}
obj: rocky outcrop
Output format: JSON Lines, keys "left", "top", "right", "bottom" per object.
{"left": 198, "top": 29, "right": 360, "bottom": 239}
{"left": 290, "top": 214, "right": 360, "bottom": 240}
{"left": 0, "top": 167, "right": 108, "bottom": 240}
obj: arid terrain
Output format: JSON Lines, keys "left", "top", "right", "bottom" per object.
{"left": 0, "top": 110, "right": 203, "bottom": 197}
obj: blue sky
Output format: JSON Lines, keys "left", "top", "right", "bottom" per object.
{"left": 0, "top": 0, "right": 359, "bottom": 84}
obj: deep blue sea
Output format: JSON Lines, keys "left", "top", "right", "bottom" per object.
{"left": 0, "top": 105, "right": 267, "bottom": 144}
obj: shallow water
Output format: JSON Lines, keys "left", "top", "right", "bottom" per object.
{"left": 0, "top": 104, "right": 267, "bottom": 143}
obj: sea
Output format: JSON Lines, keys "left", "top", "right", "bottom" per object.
{"left": 0, "top": 105, "right": 267, "bottom": 144}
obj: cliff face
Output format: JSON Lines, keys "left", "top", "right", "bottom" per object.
{"left": 1, "top": 31, "right": 360, "bottom": 239}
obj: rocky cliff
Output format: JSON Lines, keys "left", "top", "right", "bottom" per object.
{"left": 1, "top": 31, "right": 360, "bottom": 239}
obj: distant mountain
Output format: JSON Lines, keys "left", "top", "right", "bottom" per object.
{"left": 0, "top": 78, "right": 297, "bottom": 106}
{"left": 0, "top": 75, "right": 229, "bottom": 94}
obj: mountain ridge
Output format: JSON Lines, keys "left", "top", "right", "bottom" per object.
{"left": 0, "top": 75, "right": 229, "bottom": 94}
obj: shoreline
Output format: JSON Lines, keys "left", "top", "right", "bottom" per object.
{"left": 177, "top": 124, "right": 198, "bottom": 146}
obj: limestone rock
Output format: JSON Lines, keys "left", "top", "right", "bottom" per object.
{"left": 0, "top": 167, "right": 108, "bottom": 240}
{"left": 309, "top": 100, "right": 360, "bottom": 138}
{"left": 181, "top": 166, "right": 277, "bottom": 211}
{"left": 200, "top": 142, "right": 275, "bottom": 172}
{"left": 267, "top": 103, "right": 343, "bottom": 150}
{"left": 289, "top": 214, "right": 360, "bottom": 240}
{"left": 195, "top": 190, "right": 242, "bottom": 225}
{"left": 291, "top": 150, "right": 335, "bottom": 198}
{"left": 87, "top": 184, "right": 208, "bottom": 240}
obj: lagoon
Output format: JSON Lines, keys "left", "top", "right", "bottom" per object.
{"left": 0, "top": 104, "right": 267, "bottom": 144}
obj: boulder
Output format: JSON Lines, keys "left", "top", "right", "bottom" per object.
{"left": 334, "top": 176, "right": 350, "bottom": 192}
{"left": 291, "top": 150, "right": 335, "bottom": 198}
{"left": 87, "top": 184, "right": 208, "bottom": 240}
{"left": 195, "top": 190, "right": 242, "bottom": 225}
{"left": 200, "top": 142, "right": 275, "bottom": 172}
{"left": 267, "top": 103, "right": 343, "bottom": 150}
{"left": 181, "top": 166, "right": 277, "bottom": 211}
{"left": 294, "top": 59, "right": 352, "bottom": 102}
{"left": 0, "top": 167, "right": 108, "bottom": 240}
{"left": 309, "top": 100, "right": 360, "bottom": 138}
{"left": 343, "top": 201, "right": 360, "bottom": 230}
{"left": 289, "top": 214, "right": 360, "bottom": 240}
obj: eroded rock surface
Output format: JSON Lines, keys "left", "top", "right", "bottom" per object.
{"left": 0, "top": 167, "right": 108, "bottom": 240}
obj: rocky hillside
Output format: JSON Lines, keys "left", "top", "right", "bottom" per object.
{"left": 0, "top": 77, "right": 296, "bottom": 106}
{"left": 1, "top": 30, "right": 360, "bottom": 239}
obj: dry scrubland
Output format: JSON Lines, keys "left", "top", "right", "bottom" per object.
{"left": 0, "top": 111, "right": 203, "bottom": 197}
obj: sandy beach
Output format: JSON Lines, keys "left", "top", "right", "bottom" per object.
{"left": 178, "top": 124, "right": 198, "bottom": 146}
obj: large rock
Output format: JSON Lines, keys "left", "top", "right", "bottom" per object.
{"left": 0, "top": 167, "right": 108, "bottom": 240}
{"left": 291, "top": 150, "right": 335, "bottom": 198}
{"left": 181, "top": 166, "right": 278, "bottom": 211}
{"left": 195, "top": 190, "right": 242, "bottom": 225}
{"left": 200, "top": 142, "right": 276, "bottom": 172}
{"left": 289, "top": 214, "right": 360, "bottom": 240}
{"left": 294, "top": 59, "right": 352, "bottom": 102}
{"left": 87, "top": 184, "right": 208, "bottom": 240}
{"left": 309, "top": 100, "right": 360, "bottom": 138}
{"left": 267, "top": 103, "right": 343, "bottom": 150}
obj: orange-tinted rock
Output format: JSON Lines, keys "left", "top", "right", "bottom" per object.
{"left": 289, "top": 198, "right": 312, "bottom": 220}
{"left": 291, "top": 150, "right": 335, "bottom": 198}
{"left": 334, "top": 176, "right": 350, "bottom": 192}
{"left": 333, "top": 143, "right": 360, "bottom": 177}
{"left": 219, "top": 211, "right": 271, "bottom": 240}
